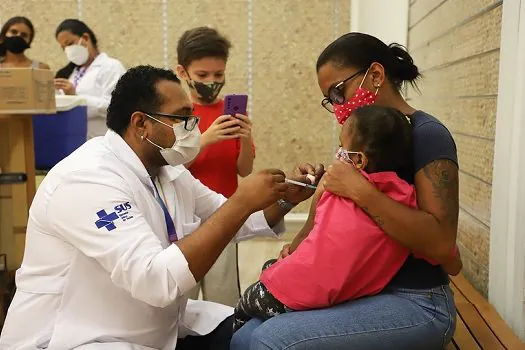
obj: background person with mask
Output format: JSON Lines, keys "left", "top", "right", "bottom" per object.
{"left": 176, "top": 27, "right": 255, "bottom": 307}
{"left": 0, "top": 16, "right": 49, "bottom": 69}
{"left": 54, "top": 19, "right": 125, "bottom": 139}
{"left": 0, "top": 65, "right": 321, "bottom": 349}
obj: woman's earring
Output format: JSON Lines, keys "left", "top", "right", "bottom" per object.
{"left": 140, "top": 134, "right": 144, "bottom": 141}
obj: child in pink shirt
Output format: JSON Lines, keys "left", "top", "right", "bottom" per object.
{"left": 233, "top": 106, "right": 460, "bottom": 331}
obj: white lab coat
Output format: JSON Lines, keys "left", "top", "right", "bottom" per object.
{"left": 0, "top": 130, "right": 283, "bottom": 350}
{"left": 69, "top": 53, "right": 126, "bottom": 139}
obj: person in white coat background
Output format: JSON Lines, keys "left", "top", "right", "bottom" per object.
{"left": 0, "top": 65, "right": 323, "bottom": 350}
{"left": 54, "top": 19, "right": 126, "bottom": 139}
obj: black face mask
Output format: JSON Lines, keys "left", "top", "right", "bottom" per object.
{"left": 3, "top": 36, "right": 30, "bottom": 54}
{"left": 187, "top": 79, "right": 225, "bottom": 104}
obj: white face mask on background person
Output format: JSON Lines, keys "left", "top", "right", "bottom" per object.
{"left": 65, "top": 38, "right": 89, "bottom": 66}
{"left": 143, "top": 114, "right": 201, "bottom": 166}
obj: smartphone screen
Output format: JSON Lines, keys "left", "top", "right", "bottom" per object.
{"left": 224, "top": 94, "right": 248, "bottom": 115}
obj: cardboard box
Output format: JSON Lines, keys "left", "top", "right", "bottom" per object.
{"left": 0, "top": 68, "right": 56, "bottom": 114}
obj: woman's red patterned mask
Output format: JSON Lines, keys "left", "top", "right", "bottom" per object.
{"left": 334, "top": 70, "right": 379, "bottom": 125}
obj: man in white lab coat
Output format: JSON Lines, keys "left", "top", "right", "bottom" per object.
{"left": 0, "top": 66, "right": 323, "bottom": 350}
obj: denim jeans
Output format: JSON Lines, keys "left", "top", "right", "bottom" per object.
{"left": 230, "top": 285, "right": 456, "bottom": 350}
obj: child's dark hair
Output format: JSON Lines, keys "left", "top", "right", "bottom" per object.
{"left": 55, "top": 19, "right": 98, "bottom": 79}
{"left": 350, "top": 105, "right": 412, "bottom": 175}
{"left": 317, "top": 32, "right": 421, "bottom": 91}
{"left": 0, "top": 16, "right": 35, "bottom": 57}
{"left": 177, "top": 27, "right": 231, "bottom": 67}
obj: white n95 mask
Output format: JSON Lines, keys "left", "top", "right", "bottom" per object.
{"left": 65, "top": 38, "right": 89, "bottom": 66}
{"left": 144, "top": 114, "right": 201, "bottom": 166}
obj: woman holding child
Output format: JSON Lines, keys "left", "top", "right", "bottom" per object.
{"left": 231, "top": 32, "right": 460, "bottom": 350}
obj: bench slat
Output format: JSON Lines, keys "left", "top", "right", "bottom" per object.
{"left": 451, "top": 275, "right": 525, "bottom": 350}
{"left": 450, "top": 282, "right": 469, "bottom": 305}
{"left": 456, "top": 303, "right": 505, "bottom": 350}
{"left": 453, "top": 311, "right": 482, "bottom": 350}
{"left": 450, "top": 282, "right": 505, "bottom": 349}
{"left": 445, "top": 340, "right": 459, "bottom": 349}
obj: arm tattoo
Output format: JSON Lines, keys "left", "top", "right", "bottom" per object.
{"left": 423, "top": 160, "right": 459, "bottom": 228}
{"left": 363, "top": 206, "right": 385, "bottom": 228}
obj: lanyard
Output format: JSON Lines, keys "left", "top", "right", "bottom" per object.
{"left": 151, "top": 180, "right": 178, "bottom": 242}
{"left": 72, "top": 66, "right": 88, "bottom": 88}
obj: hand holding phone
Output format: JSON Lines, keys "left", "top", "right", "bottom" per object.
{"left": 201, "top": 115, "right": 241, "bottom": 147}
{"left": 223, "top": 94, "right": 252, "bottom": 140}
{"left": 232, "top": 114, "right": 252, "bottom": 140}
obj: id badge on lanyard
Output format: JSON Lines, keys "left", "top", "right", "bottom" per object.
{"left": 73, "top": 66, "right": 88, "bottom": 88}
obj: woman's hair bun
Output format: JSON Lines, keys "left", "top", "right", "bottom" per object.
{"left": 388, "top": 43, "right": 421, "bottom": 82}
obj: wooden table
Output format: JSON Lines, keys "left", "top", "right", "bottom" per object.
{"left": 0, "top": 114, "right": 37, "bottom": 270}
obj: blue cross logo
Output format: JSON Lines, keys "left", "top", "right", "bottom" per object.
{"left": 95, "top": 210, "right": 119, "bottom": 231}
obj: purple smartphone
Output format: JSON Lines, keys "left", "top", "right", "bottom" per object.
{"left": 224, "top": 94, "right": 248, "bottom": 116}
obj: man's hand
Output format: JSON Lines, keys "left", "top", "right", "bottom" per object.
{"left": 295, "top": 163, "right": 325, "bottom": 183}
{"left": 234, "top": 169, "right": 287, "bottom": 212}
{"left": 284, "top": 163, "right": 325, "bottom": 205}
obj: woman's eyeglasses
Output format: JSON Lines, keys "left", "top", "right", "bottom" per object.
{"left": 321, "top": 69, "right": 366, "bottom": 113}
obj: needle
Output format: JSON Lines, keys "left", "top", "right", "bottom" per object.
{"left": 285, "top": 178, "right": 317, "bottom": 189}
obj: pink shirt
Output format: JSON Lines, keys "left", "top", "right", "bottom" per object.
{"left": 260, "top": 171, "right": 418, "bottom": 310}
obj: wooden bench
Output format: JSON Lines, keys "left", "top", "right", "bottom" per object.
{"left": 446, "top": 274, "right": 525, "bottom": 349}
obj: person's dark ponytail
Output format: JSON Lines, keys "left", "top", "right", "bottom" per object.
{"left": 55, "top": 62, "right": 76, "bottom": 79}
{"left": 388, "top": 43, "right": 421, "bottom": 87}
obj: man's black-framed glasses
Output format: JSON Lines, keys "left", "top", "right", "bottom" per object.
{"left": 145, "top": 112, "right": 200, "bottom": 131}
{"left": 321, "top": 69, "right": 366, "bottom": 113}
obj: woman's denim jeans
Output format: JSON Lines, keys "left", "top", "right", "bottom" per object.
{"left": 230, "top": 284, "right": 456, "bottom": 350}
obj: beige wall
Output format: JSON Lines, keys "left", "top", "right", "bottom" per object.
{"left": 1, "top": 0, "right": 351, "bottom": 214}
{"left": 0, "top": 1, "right": 351, "bottom": 269}
{"left": 0, "top": 1, "right": 77, "bottom": 71}
{"left": 407, "top": 0, "right": 502, "bottom": 296}
{"left": 1, "top": 0, "right": 502, "bottom": 298}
